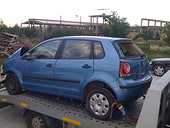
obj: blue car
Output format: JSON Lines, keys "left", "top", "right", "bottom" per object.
{"left": 2, "top": 36, "right": 152, "bottom": 120}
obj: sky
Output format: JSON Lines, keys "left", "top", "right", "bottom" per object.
{"left": 0, "top": 0, "right": 170, "bottom": 26}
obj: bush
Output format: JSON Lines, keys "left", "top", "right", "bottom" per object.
{"left": 133, "top": 31, "right": 156, "bottom": 41}
{"left": 163, "top": 24, "right": 170, "bottom": 45}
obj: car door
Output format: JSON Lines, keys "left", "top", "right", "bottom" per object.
{"left": 22, "top": 39, "right": 62, "bottom": 93}
{"left": 54, "top": 39, "right": 94, "bottom": 98}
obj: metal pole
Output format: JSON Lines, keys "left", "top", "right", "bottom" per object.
{"left": 60, "top": 16, "right": 62, "bottom": 24}
{"left": 148, "top": 20, "right": 150, "bottom": 27}
{"left": 154, "top": 20, "right": 156, "bottom": 27}
{"left": 96, "top": 17, "right": 99, "bottom": 36}
{"left": 80, "top": 16, "right": 82, "bottom": 25}
{"left": 140, "top": 19, "right": 143, "bottom": 32}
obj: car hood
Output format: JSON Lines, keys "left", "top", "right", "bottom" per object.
{"left": 151, "top": 58, "right": 170, "bottom": 62}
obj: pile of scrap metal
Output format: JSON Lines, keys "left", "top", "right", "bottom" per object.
{"left": 0, "top": 32, "right": 24, "bottom": 57}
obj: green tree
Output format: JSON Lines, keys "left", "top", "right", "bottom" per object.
{"left": 8, "top": 24, "right": 21, "bottom": 35}
{"left": 21, "top": 27, "right": 39, "bottom": 38}
{"left": 103, "top": 11, "right": 130, "bottom": 37}
{"left": 0, "top": 19, "right": 8, "bottom": 32}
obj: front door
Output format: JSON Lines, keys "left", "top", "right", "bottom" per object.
{"left": 22, "top": 39, "right": 62, "bottom": 93}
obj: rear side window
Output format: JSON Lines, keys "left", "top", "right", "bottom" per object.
{"left": 114, "top": 40, "right": 144, "bottom": 58}
{"left": 94, "top": 42, "right": 105, "bottom": 59}
{"left": 61, "top": 40, "right": 91, "bottom": 59}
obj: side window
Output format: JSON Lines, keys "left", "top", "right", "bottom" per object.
{"left": 29, "top": 40, "right": 61, "bottom": 59}
{"left": 94, "top": 42, "right": 105, "bottom": 59}
{"left": 62, "top": 40, "right": 91, "bottom": 59}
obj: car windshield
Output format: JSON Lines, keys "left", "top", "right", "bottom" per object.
{"left": 114, "top": 40, "right": 144, "bottom": 58}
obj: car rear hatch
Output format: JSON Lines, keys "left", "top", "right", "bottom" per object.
{"left": 113, "top": 40, "right": 150, "bottom": 80}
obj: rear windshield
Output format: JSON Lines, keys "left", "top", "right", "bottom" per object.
{"left": 114, "top": 40, "right": 144, "bottom": 58}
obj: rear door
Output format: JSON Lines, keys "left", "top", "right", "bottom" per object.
{"left": 114, "top": 40, "right": 150, "bottom": 79}
{"left": 54, "top": 39, "right": 94, "bottom": 98}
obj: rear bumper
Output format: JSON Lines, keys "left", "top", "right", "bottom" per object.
{"left": 119, "top": 74, "right": 152, "bottom": 89}
{"left": 115, "top": 75, "right": 152, "bottom": 102}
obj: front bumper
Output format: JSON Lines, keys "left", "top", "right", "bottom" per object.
{"left": 0, "top": 65, "right": 6, "bottom": 84}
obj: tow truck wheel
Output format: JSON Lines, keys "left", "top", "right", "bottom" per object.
{"left": 5, "top": 73, "right": 22, "bottom": 95}
{"left": 86, "top": 86, "right": 116, "bottom": 120}
{"left": 25, "top": 111, "right": 48, "bottom": 128}
{"left": 24, "top": 111, "right": 60, "bottom": 128}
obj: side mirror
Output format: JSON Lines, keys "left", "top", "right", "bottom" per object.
{"left": 20, "top": 47, "right": 30, "bottom": 56}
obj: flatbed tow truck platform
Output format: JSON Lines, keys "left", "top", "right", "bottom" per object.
{"left": 0, "top": 87, "right": 143, "bottom": 128}
{"left": 0, "top": 73, "right": 169, "bottom": 128}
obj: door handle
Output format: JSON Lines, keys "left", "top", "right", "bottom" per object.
{"left": 81, "top": 64, "right": 91, "bottom": 69}
{"left": 46, "top": 63, "right": 52, "bottom": 68}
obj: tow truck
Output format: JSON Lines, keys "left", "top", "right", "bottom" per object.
{"left": 0, "top": 72, "right": 169, "bottom": 128}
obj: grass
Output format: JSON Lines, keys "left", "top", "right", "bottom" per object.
{"left": 136, "top": 41, "right": 170, "bottom": 60}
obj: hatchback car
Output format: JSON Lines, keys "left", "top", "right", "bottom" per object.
{"left": 2, "top": 36, "right": 152, "bottom": 120}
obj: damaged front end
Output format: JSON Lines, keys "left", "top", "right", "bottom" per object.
{"left": 0, "top": 65, "right": 7, "bottom": 89}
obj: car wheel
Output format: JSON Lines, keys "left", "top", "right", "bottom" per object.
{"left": 153, "top": 64, "right": 166, "bottom": 76}
{"left": 86, "top": 86, "right": 116, "bottom": 120}
{"left": 5, "top": 73, "right": 22, "bottom": 95}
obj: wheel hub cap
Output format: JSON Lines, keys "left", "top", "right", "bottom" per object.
{"left": 155, "top": 66, "right": 164, "bottom": 76}
{"left": 89, "top": 93, "right": 109, "bottom": 116}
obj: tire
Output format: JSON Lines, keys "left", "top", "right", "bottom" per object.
{"left": 85, "top": 85, "right": 116, "bottom": 120}
{"left": 25, "top": 111, "right": 48, "bottom": 128}
{"left": 24, "top": 111, "right": 61, "bottom": 128}
{"left": 153, "top": 64, "right": 166, "bottom": 77}
{"left": 4, "top": 73, "right": 22, "bottom": 95}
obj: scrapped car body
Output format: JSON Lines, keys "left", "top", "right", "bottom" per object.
{"left": 2, "top": 36, "right": 152, "bottom": 120}
{"left": 150, "top": 58, "right": 170, "bottom": 76}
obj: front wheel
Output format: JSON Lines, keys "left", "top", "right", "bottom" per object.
{"left": 4, "top": 73, "right": 22, "bottom": 95}
{"left": 86, "top": 87, "right": 116, "bottom": 120}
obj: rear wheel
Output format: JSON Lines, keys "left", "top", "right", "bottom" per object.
{"left": 86, "top": 85, "right": 116, "bottom": 120}
{"left": 5, "top": 73, "right": 22, "bottom": 95}
{"left": 153, "top": 64, "right": 166, "bottom": 76}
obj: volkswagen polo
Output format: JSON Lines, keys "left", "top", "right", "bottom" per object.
{"left": 2, "top": 36, "right": 152, "bottom": 120}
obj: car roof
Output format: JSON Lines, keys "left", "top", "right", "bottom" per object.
{"left": 45, "top": 36, "right": 130, "bottom": 43}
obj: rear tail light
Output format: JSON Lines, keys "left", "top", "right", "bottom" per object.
{"left": 120, "top": 62, "right": 131, "bottom": 77}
